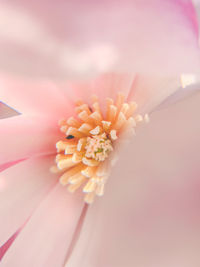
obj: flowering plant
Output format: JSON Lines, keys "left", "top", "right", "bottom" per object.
{"left": 0, "top": 1, "right": 200, "bottom": 267}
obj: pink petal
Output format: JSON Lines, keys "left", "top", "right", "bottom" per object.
{"left": 154, "top": 82, "right": 200, "bottom": 111}
{"left": 0, "top": 156, "right": 57, "bottom": 246}
{"left": 1, "top": 184, "right": 84, "bottom": 266}
{"left": 67, "top": 73, "right": 135, "bottom": 113}
{"left": 0, "top": 75, "right": 73, "bottom": 116}
{"left": 0, "top": 0, "right": 199, "bottom": 78}
{"left": 129, "top": 75, "right": 182, "bottom": 113}
{"left": 0, "top": 229, "right": 19, "bottom": 261}
{"left": 0, "top": 160, "right": 25, "bottom": 173}
{"left": 0, "top": 115, "right": 60, "bottom": 165}
{"left": 68, "top": 88, "right": 200, "bottom": 267}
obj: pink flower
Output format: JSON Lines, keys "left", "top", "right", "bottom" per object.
{"left": 0, "top": 0, "right": 200, "bottom": 267}
{"left": 0, "top": 73, "right": 200, "bottom": 266}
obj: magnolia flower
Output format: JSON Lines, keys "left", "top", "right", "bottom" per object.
{"left": 0, "top": 0, "right": 200, "bottom": 267}
{"left": 0, "top": 73, "right": 200, "bottom": 267}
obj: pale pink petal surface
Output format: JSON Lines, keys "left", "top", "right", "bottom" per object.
{"left": 0, "top": 0, "right": 199, "bottom": 79}
{"left": 68, "top": 90, "right": 200, "bottom": 267}
{"left": 66, "top": 73, "right": 135, "bottom": 105}
{"left": 1, "top": 184, "right": 84, "bottom": 267}
{"left": 128, "top": 75, "right": 181, "bottom": 113}
{"left": 0, "top": 115, "right": 61, "bottom": 164}
{"left": 0, "top": 76, "right": 74, "bottom": 116}
{"left": 0, "top": 156, "right": 57, "bottom": 246}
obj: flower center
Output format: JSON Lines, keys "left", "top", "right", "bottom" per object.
{"left": 51, "top": 93, "right": 149, "bottom": 204}
{"left": 85, "top": 133, "right": 113, "bottom": 162}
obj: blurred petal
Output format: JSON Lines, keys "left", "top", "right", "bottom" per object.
{"left": 68, "top": 88, "right": 200, "bottom": 267}
{"left": 0, "top": 75, "right": 73, "bottom": 116}
{"left": 154, "top": 75, "right": 200, "bottom": 111}
{"left": 0, "top": 156, "right": 57, "bottom": 246}
{"left": 0, "top": 230, "right": 19, "bottom": 261}
{"left": 1, "top": 184, "right": 84, "bottom": 267}
{"left": 129, "top": 75, "right": 182, "bottom": 113}
{"left": 66, "top": 73, "right": 135, "bottom": 112}
{"left": 0, "top": 160, "right": 25, "bottom": 173}
{"left": 0, "top": 1, "right": 199, "bottom": 78}
{"left": 0, "top": 115, "right": 60, "bottom": 165}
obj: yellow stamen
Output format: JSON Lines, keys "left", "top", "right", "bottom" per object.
{"left": 81, "top": 166, "right": 97, "bottom": 178}
{"left": 78, "top": 123, "right": 93, "bottom": 134}
{"left": 116, "top": 92, "right": 125, "bottom": 111}
{"left": 67, "top": 127, "right": 85, "bottom": 138}
{"left": 51, "top": 92, "right": 149, "bottom": 204}
{"left": 59, "top": 163, "right": 85, "bottom": 185}
{"left": 84, "top": 191, "right": 96, "bottom": 204}
{"left": 67, "top": 117, "right": 81, "bottom": 128}
{"left": 112, "top": 111, "right": 126, "bottom": 131}
{"left": 96, "top": 182, "right": 105, "bottom": 196}
{"left": 107, "top": 104, "right": 117, "bottom": 123}
{"left": 83, "top": 178, "right": 97, "bottom": 193}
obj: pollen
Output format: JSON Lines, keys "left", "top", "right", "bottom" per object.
{"left": 51, "top": 93, "right": 149, "bottom": 204}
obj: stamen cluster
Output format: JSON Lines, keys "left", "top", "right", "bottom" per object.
{"left": 51, "top": 93, "right": 148, "bottom": 204}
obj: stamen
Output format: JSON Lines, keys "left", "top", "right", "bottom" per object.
{"left": 69, "top": 173, "right": 86, "bottom": 185}
{"left": 135, "top": 114, "right": 143, "bottom": 123}
{"left": 67, "top": 127, "right": 85, "bottom": 138}
{"left": 81, "top": 166, "right": 97, "bottom": 178}
{"left": 107, "top": 104, "right": 117, "bottom": 122}
{"left": 78, "top": 110, "right": 89, "bottom": 122}
{"left": 120, "top": 103, "right": 129, "bottom": 115}
{"left": 112, "top": 111, "right": 126, "bottom": 131}
{"left": 90, "top": 126, "right": 101, "bottom": 135}
{"left": 59, "top": 118, "right": 67, "bottom": 126}
{"left": 57, "top": 156, "right": 77, "bottom": 170}
{"left": 60, "top": 163, "right": 85, "bottom": 185}
{"left": 96, "top": 183, "right": 105, "bottom": 196}
{"left": 110, "top": 129, "right": 118, "bottom": 140}
{"left": 84, "top": 191, "right": 96, "bottom": 204}
{"left": 92, "top": 102, "right": 101, "bottom": 114}
{"left": 83, "top": 178, "right": 97, "bottom": 193}
{"left": 67, "top": 117, "right": 81, "bottom": 128}
{"left": 65, "top": 145, "right": 77, "bottom": 155}
{"left": 60, "top": 125, "right": 68, "bottom": 133}
{"left": 82, "top": 157, "right": 99, "bottom": 167}
{"left": 89, "top": 111, "right": 102, "bottom": 125}
{"left": 144, "top": 113, "right": 150, "bottom": 123}
{"left": 72, "top": 152, "right": 84, "bottom": 163}
{"left": 51, "top": 92, "right": 149, "bottom": 203}
{"left": 102, "top": 121, "right": 111, "bottom": 132}
{"left": 77, "top": 138, "right": 87, "bottom": 151}
{"left": 116, "top": 92, "right": 125, "bottom": 111}
{"left": 78, "top": 123, "right": 93, "bottom": 134}
{"left": 126, "top": 102, "right": 138, "bottom": 118}
{"left": 68, "top": 177, "right": 86, "bottom": 193}
{"left": 75, "top": 104, "right": 91, "bottom": 115}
